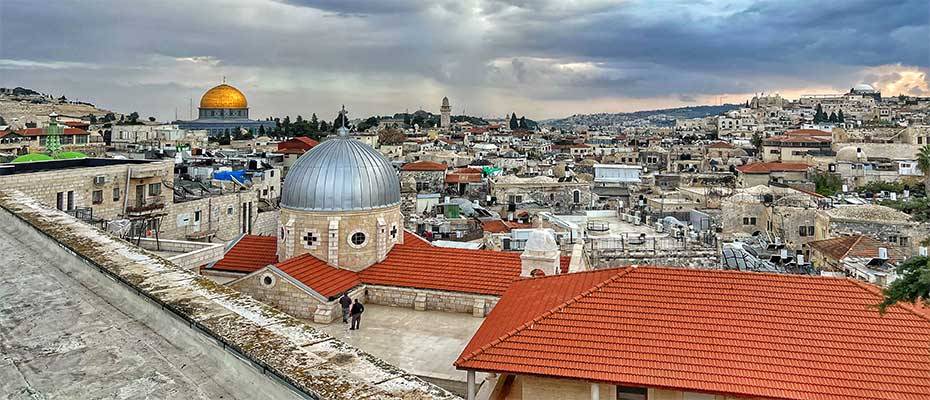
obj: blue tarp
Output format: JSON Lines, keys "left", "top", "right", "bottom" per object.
{"left": 213, "top": 169, "right": 248, "bottom": 182}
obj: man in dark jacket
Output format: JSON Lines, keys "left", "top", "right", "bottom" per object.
{"left": 339, "top": 293, "right": 352, "bottom": 324}
{"left": 349, "top": 299, "right": 364, "bottom": 330}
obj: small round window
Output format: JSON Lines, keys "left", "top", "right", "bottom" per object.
{"left": 262, "top": 276, "right": 273, "bottom": 285}
{"left": 351, "top": 232, "right": 366, "bottom": 246}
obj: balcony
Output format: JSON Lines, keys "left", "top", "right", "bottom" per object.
{"left": 126, "top": 196, "right": 166, "bottom": 216}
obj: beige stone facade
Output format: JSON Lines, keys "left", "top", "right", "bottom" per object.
{"left": 365, "top": 285, "right": 498, "bottom": 317}
{"left": 486, "top": 374, "right": 746, "bottom": 400}
{"left": 0, "top": 159, "right": 259, "bottom": 243}
{"left": 277, "top": 204, "right": 404, "bottom": 271}
{"left": 230, "top": 268, "right": 324, "bottom": 320}
{"left": 0, "top": 160, "right": 171, "bottom": 221}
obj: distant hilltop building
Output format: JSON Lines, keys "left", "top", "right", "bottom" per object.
{"left": 177, "top": 81, "right": 275, "bottom": 137}
{"left": 440, "top": 96, "right": 451, "bottom": 129}
{"left": 849, "top": 83, "right": 881, "bottom": 102}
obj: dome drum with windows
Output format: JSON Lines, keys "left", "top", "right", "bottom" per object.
{"left": 276, "top": 107, "right": 404, "bottom": 272}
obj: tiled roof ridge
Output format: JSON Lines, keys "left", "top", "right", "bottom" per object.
{"left": 458, "top": 266, "right": 637, "bottom": 364}
{"left": 846, "top": 278, "right": 930, "bottom": 323}
{"left": 517, "top": 266, "right": 629, "bottom": 283}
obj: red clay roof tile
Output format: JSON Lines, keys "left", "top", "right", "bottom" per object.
{"left": 274, "top": 254, "right": 362, "bottom": 298}
{"left": 808, "top": 235, "right": 903, "bottom": 262}
{"left": 456, "top": 266, "right": 930, "bottom": 400}
{"left": 210, "top": 235, "right": 278, "bottom": 273}
{"left": 401, "top": 161, "right": 447, "bottom": 171}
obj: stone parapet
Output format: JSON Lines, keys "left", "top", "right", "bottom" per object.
{"left": 0, "top": 189, "right": 459, "bottom": 400}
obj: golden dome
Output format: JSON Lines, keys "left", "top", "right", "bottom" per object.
{"left": 200, "top": 84, "right": 248, "bottom": 109}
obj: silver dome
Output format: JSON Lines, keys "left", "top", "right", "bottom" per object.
{"left": 281, "top": 137, "right": 401, "bottom": 211}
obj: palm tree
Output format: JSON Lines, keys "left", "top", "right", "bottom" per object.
{"left": 919, "top": 144, "right": 930, "bottom": 195}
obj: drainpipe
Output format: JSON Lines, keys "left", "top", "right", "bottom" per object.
{"left": 122, "top": 166, "right": 132, "bottom": 214}
{"left": 466, "top": 371, "right": 476, "bottom": 400}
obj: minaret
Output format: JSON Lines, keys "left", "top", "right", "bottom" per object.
{"left": 440, "top": 96, "right": 451, "bottom": 129}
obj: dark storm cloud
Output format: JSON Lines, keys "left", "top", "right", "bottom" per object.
{"left": 0, "top": 0, "right": 926, "bottom": 119}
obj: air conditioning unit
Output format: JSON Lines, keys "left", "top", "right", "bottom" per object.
{"left": 93, "top": 176, "right": 106, "bottom": 185}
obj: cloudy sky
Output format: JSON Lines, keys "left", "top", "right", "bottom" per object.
{"left": 0, "top": 0, "right": 927, "bottom": 121}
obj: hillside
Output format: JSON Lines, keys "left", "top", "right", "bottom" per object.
{"left": 0, "top": 87, "right": 115, "bottom": 128}
{"left": 541, "top": 104, "right": 741, "bottom": 129}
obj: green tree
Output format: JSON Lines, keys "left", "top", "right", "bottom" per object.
{"left": 918, "top": 144, "right": 930, "bottom": 195}
{"left": 509, "top": 113, "right": 518, "bottom": 130}
{"left": 750, "top": 132, "right": 763, "bottom": 152}
{"left": 813, "top": 104, "right": 825, "bottom": 123}
{"left": 310, "top": 113, "right": 319, "bottom": 132}
{"left": 829, "top": 112, "right": 837, "bottom": 123}
{"left": 319, "top": 121, "right": 329, "bottom": 132}
{"left": 518, "top": 116, "right": 527, "bottom": 129}
{"left": 218, "top": 132, "right": 231, "bottom": 145}
{"left": 837, "top": 109, "right": 845, "bottom": 123}
{"left": 878, "top": 256, "right": 930, "bottom": 314}
{"left": 0, "top": 116, "right": 6, "bottom": 126}
{"left": 811, "top": 171, "right": 843, "bottom": 196}
{"left": 258, "top": 124, "right": 266, "bottom": 136}
{"left": 128, "top": 112, "right": 140, "bottom": 123}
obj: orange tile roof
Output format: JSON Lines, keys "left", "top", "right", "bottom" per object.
{"left": 706, "top": 142, "right": 734, "bottom": 149}
{"left": 209, "top": 235, "right": 278, "bottom": 273}
{"left": 786, "top": 129, "right": 832, "bottom": 136}
{"left": 808, "top": 235, "right": 903, "bottom": 262}
{"left": 211, "top": 231, "right": 570, "bottom": 297}
{"left": 481, "top": 219, "right": 532, "bottom": 234}
{"left": 274, "top": 253, "right": 362, "bottom": 298}
{"left": 401, "top": 160, "right": 447, "bottom": 171}
{"left": 358, "top": 234, "right": 570, "bottom": 295}
{"left": 765, "top": 135, "right": 832, "bottom": 144}
{"left": 736, "top": 161, "right": 811, "bottom": 174}
{"left": 456, "top": 266, "right": 930, "bottom": 400}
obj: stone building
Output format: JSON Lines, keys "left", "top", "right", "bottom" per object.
{"left": 489, "top": 175, "right": 593, "bottom": 213}
{"left": 815, "top": 204, "right": 927, "bottom": 256}
{"left": 735, "top": 162, "right": 810, "bottom": 187}
{"left": 400, "top": 160, "right": 447, "bottom": 193}
{"left": 0, "top": 157, "right": 260, "bottom": 242}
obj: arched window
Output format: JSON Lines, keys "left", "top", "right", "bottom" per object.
{"left": 530, "top": 269, "right": 546, "bottom": 277}
{"left": 573, "top": 190, "right": 580, "bottom": 204}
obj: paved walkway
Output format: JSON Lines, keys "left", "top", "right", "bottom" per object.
{"left": 311, "top": 304, "right": 484, "bottom": 382}
{"left": 0, "top": 226, "right": 242, "bottom": 399}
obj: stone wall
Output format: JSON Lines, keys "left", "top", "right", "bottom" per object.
{"left": 253, "top": 209, "right": 279, "bottom": 236}
{"left": 0, "top": 160, "right": 172, "bottom": 222}
{"left": 278, "top": 205, "right": 404, "bottom": 271}
{"left": 490, "top": 183, "right": 594, "bottom": 214}
{"left": 401, "top": 170, "right": 446, "bottom": 193}
{"left": 135, "top": 238, "right": 224, "bottom": 270}
{"left": 230, "top": 269, "right": 324, "bottom": 320}
{"left": 162, "top": 191, "right": 259, "bottom": 243}
{"left": 365, "top": 285, "right": 499, "bottom": 317}
{"left": 499, "top": 374, "right": 744, "bottom": 400}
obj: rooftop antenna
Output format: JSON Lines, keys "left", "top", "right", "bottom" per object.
{"left": 222, "top": 76, "right": 226, "bottom": 84}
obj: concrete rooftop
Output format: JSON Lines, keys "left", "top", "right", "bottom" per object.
{"left": 0, "top": 220, "right": 238, "bottom": 399}
{"left": 312, "top": 305, "right": 484, "bottom": 383}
